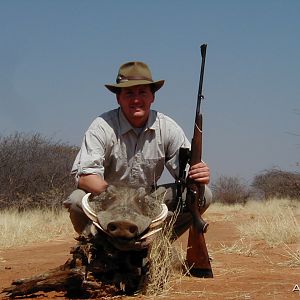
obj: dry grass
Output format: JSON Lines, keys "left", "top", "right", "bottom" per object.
{"left": 237, "top": 199, "right": 300, "bottom": 246}
{"left": 279, "top": 244, "right": 300, "bottom": 267}
{"left": 210, "top": 197, "right": 300, "bottom": 215}
{"left": 0, "top": 251, "right": 5, "bottom": 263}
{"left": 208, "top": 198, "right": 300, "bottom": 265}
{"left": 144, "top": 208, "right": 186, "bottom": 296}
{"left": 209, "top": 198, "right": 300, "bottom": 247}
{"left": 218, "top": 238, "right": 257, "bottom": 257}
{"left": 0, "top": 209, "right": 74, "bottom": 249}
{"left": 208, "top": 202, "right": 244, "bottom": 222}
{"left": 244, "top": 197, "right": 300, "bottom": 215}
{"left": 209, "top": 202, "right": 244, "bottom": 213}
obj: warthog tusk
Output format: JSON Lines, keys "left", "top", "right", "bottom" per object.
{"left": 139, "top": 227, "right": 162, "bottom": 240}
{"left": 139, "top": 204, "right": 168, "bottom": 240}
{"left": 82, "top": 193, "right": 105, "bottom": 232}
{"left": 149, "top": 203, "right": 168, "bottom": 228}
{"left": 82, "top": 193, "right": 97, "bottom": 222}
{"left": 92, "top": 221, "right": 104, "bottom": 231}
{"left": 137, "top": 204, "right": 168, "bottom": 242}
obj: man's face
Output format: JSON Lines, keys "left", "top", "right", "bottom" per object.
{"left": 117, "top": 85, "right": 154, "bottom": 128}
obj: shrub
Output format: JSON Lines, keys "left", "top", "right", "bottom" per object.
{"left": 211, "top": 175, "right": 251, "bottom": 204}
{"left": 252, "top": 168, "right": 300, "bottom": 200}
{"left": 0, "top": 132, "right": 78, "bottom": 210}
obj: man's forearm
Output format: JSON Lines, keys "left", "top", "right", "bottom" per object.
{"left": 78, "top": 174, "right": 108, "bottom": 195}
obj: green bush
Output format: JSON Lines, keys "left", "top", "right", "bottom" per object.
{"left": 0, "top": 132, "right": 79, "bottom": 210}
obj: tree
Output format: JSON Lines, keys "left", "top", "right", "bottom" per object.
{"left": 211, "top": 175, "right": 251, "bottom": 204}
{"left": 252, "top": 168, "right": 300, "bottom": 200}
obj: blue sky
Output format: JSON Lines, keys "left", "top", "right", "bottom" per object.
{"left": 1, "top": 0, "right": 299, "bottom": 183}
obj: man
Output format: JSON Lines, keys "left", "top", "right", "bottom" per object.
{"left": 64, "top": 61, "right": 212, "bottom": 276}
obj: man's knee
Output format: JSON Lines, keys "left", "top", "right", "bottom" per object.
{"left": 200, "top": 185, "right": 212, "bottom": 214}
{"left": 64, "top": 189, "right": 90, "bottom": 234}
{"left": 204, "top": 185, "right": 212, "bottom": 207}
{"left": 63, "top": 189, "right": 87, "bottom": 210}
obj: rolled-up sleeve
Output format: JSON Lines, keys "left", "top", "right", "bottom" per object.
{"left": 71, "top": 119, "right": 107, "bottom": 181}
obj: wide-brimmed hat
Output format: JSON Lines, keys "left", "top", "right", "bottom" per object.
{"left": 105, "top": 61, "right": 165, "bottom": 94}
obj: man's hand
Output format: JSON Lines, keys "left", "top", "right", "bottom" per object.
{"left": 188, "top": 162, "right": 210, "bottom": 184}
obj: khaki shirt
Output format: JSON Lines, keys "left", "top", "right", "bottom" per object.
{"left": 72, "top": 108, "right": 190, "bottom": 188}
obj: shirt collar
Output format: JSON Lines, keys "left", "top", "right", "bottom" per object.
{"left": 118, "top": 108, "right": 133, "bottom": 135}
{"left": 118, "top": 108, "right": 159, "bottom": 135}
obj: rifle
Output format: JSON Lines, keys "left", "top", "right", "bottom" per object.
{"left": 176, "top": 44, "right": 208, "bottom": 231}
{"left": 176, "top": 44, "right": 213, "bottom": 277}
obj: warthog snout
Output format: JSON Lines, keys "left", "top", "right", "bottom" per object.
{"left": 107, "top": 220, "right": 139, "bottom": 239}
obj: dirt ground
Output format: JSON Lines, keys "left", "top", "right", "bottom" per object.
{"left": 1, "top": 209, "right": 299, "bottom": 299}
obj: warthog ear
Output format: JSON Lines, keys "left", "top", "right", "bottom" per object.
{"left": 106, "top": 185, "right": 117, "bottom": 196}
{"left": 150, "top": 186, "right": 167, "bottom": 200}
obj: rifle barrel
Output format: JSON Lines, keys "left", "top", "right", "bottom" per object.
{"left": 196, "top": 44, "right": 207, "bottom": 114}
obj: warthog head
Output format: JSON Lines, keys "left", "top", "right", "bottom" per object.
{"left": 82, "top": 185, "right": 168, "bottom": 250}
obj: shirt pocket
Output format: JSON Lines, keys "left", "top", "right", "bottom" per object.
{"left": 141, "top": 157, "right": 165, "bottom": 184}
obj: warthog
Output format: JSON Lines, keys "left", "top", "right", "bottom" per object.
{"left": 79, "top": 185, "right": 169, "bottom": 293}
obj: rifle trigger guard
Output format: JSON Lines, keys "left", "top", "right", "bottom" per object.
{"left": 189, "top": 188, "right": 205, "bottom": 209}
{"left": 199, "top": 196, "right": 206, "bottom": 209}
